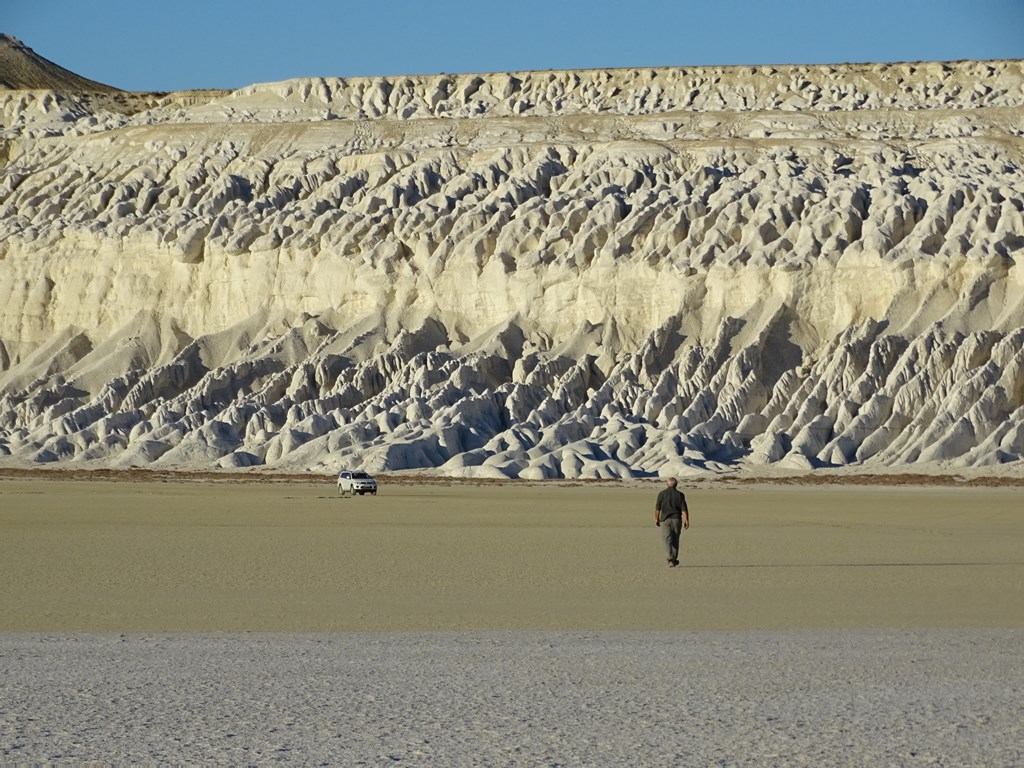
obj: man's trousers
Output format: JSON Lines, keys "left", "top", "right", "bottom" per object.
{"left": 661, "top": 517, "right": 682, "bottom": 562}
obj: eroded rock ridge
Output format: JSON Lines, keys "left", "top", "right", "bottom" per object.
{"left": 1, "top": 60, "right": 1022, "bottom": 475}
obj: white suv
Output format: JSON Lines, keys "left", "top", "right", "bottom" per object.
{"left": 337, "top": 470, "right": 378, "bottom": 496}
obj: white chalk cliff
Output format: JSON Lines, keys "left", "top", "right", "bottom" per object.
{"left": 1, "top": 57, "right": 1023, "bottom": 476}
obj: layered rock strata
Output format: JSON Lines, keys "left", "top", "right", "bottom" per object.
{"left": 1, "top": 60, "right": 1022, "bottom": 476}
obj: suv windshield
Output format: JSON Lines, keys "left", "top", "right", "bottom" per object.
{"left": 352, "top": 472, "right": 371, "bottom": 479}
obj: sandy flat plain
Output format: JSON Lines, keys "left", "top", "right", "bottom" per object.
{"left": 2, "top": 478, "right": 1023, "bottom": 765}
{"left": 1, "top": 479, "right": 1022, "bottom": 632}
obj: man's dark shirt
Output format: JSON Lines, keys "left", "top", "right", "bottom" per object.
{"left": 655, "top": 487, "right": 688, "bottom": 521}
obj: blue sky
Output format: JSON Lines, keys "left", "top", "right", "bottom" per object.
{"left": 6, "top": 0, "right": 1024, "bottom": 92}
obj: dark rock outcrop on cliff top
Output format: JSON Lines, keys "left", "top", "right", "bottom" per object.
{"left": 0, "top": 34, "right": 118, "bottom": 92}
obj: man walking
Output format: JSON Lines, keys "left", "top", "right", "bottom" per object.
{"left": 654, "top": 477, "right": 689, "bottom": 567}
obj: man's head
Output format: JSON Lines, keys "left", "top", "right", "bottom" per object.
{"left": 666, "top": 477, "right": 677, "bottom": 488}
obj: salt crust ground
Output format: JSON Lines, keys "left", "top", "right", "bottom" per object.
{"left": 2, "top": 630, "right": 1021, "bottom": 766}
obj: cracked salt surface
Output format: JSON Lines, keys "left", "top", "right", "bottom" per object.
{"left": 1, "top": 630, "right": 1021, "bottom": 765}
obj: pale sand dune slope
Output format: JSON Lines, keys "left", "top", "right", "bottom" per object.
{"left": 1, "top": 59, "right": 1023, "bottom": 475}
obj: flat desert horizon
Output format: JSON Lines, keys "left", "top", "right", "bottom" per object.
{"left": 2, "top": 477, "right": 1021, "bottom": 632}
{"left": 3, "top": 477, "right": 1023, "bottom": 764}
